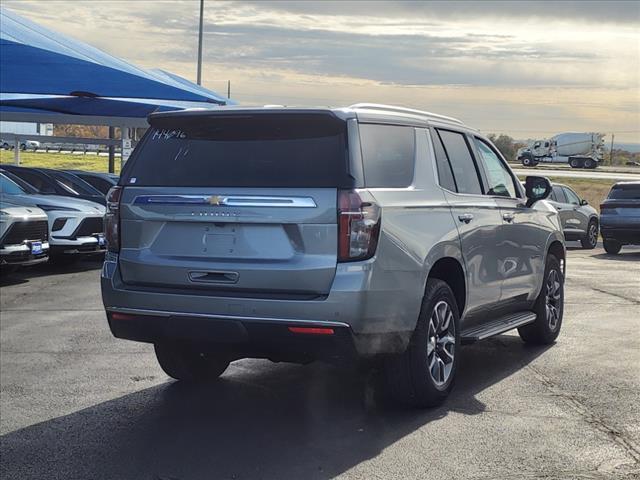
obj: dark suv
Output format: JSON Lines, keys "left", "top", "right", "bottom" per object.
{"left": 600, "top": 181, "right": 640, "bottom": 254}
{"left": 101, "top": 104, "right": 566, "bottom": 407}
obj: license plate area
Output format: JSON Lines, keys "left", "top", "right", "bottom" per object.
{"left": 30, "top": 241, "right": 43, "bottom": 255}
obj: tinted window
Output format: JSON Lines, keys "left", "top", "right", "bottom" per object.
{"left": 359, "top": 124, "right": 415, "bottom": 187}
{"left": 551, "top": 186, "right": 566, "bottom": 203}
{"left": 474, "top": 138, "right": 517, "bottom": 198}
{"left": 608, "top": 185, "right": 640, "bottom": 200}
{"left": 437, "top": 130, "right": 482, "bottom": 194}
{"left": 49, "top": 172, "right": 100, "bottom": 196}
{"left": 81, "top": 176, "right": 113, "bottom": 194}
{"left": 122, "top": 114, "right": 352, "bottom": 188}
{"left": 430, "top": 130, "right": 457, "bottom": 191}
{"left": 12, "top": 170, "right": 56, "bottom": 194}
{"left": 1, "top": 171, "right": 37, "bottom": 193}
{"left": 563, "top": 187, "right": 580, "bottom": 205}
{"left": 0, "top": 174, "right": 26, "bottom": 195}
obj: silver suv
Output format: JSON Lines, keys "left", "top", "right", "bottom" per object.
{"left": 101, "top": 104, "right": 566, "bottom": 407}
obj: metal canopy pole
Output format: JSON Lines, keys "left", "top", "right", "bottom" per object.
{"left": 13, "top": 138, "right": 20, "bottom": 164}
{"left": 197, "top": 0, "right": 204, "bottom": 85}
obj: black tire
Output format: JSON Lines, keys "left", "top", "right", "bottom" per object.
{"left": 569, "top": 158, "right": 583, "bottom": 168}
{"left": 154, "top": 343, "right": 230, "bottom": 382}
{"left": 518, "top": 254, "right": 564, "bottom": 345}
{"left": 584, "top": 158, "right": 597, "bottom": 169}
{"left": 521, "top": 156, "right": 533, "bottom": 167}
{"left": 603, "top": 238, "right": 622, "bottom": 255}
{"left": 382, "top": 279, "right": 460, "bottom": 408}
{"left": 581, "top": 219, "right": 598, "bottom": 249}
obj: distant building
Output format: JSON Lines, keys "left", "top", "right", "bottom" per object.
{"left": 0, "top": 121, "right": 53, "bottom": 137}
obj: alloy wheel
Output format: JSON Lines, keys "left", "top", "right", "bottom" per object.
{"left": 427, "top": 300, "right": 456, "bottom": 386}
{"left": 545, "top": 269, "right": 562, "bottom": 331}
{"left": 588, "top": 223, "right": 598, "bottom": 247}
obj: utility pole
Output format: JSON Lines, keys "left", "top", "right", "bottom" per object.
{"left": 196, "top": 0, "right": 204, "bottom": 85}
{"left": 610, "top": 133, "right": 615, "bottom": 166}
{"left": 227, "top": 80, "right": 231, "bottom": 99}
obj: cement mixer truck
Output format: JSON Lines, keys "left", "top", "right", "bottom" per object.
{"left": 517, "top": 132, "right": 605, "bottom": 169}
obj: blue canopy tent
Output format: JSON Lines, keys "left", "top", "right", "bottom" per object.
{"left": 0, "top": 7, "right": 233, "bottom": 167}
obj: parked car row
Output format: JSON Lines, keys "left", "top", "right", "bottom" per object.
{"left": 524, "top": 180, "right": 639, "bottom": 254}
{"left": 1, "top": 139, "right": 41, "bottom": 151}
{"left": 0, "top": 166, "right": 117, "bottom": 272}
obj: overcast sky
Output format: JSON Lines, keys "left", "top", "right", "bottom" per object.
{"left": 3, "top": 0, "right": 640, "bottom": 141}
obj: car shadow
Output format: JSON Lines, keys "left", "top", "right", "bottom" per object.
{"left": 592, "top": 251, "right": 640, "bottom": 261}
{"left": 0, "top": 256, "right": 103, "bottom": 286}
{"left": 0, "top": 335, "right": 550, "bottom": 480}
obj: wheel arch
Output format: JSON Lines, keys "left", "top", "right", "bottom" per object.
{"left": 547, "top": 239, "right": 566, "bottom": 276}
{"left": 426, "top": 256, "right": 466, "bottom": 318}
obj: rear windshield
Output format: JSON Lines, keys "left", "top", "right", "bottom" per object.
{"left": 608, "top": 185, "right": 640, "bottom": 200}
{"left": 120, "top": 113, "right": 353, "bottom": 188}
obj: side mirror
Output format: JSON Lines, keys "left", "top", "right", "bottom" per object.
{"left": 524, "top": 176, "right": 552, "bottom": 207}
{"left": 580, "top": 199, "right": 588, "bottom": 206}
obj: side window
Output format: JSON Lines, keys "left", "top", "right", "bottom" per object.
{"left": 552, "top": 186, "right": 567, "bottom": 203}
{"left": 359, "top": 124, "right": 415, "bottom": 188}
{"left": 437, "top": 129, "right": 483, "bottom": 195}
{"left": 563, "top": 187, "right": 580, "bottom": 205}
{"left": 473, "top": 138, "right": 517, "bottom": 198}
{"left": 54, "top": 177, "right": 79, "bottom": 195}
{"left": 16, "top": 171, "right": 54, "bottom": 194}
{"left": 430, "top": 130, "right": 457, "bottom": 192}
{"left": 84, "top": 176, "right": 110, "bottom": 193}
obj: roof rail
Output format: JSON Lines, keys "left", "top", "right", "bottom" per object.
{"left": 348, "top": 103, "right": 464, "bottom": 125}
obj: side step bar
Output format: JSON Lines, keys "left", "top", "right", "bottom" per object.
{"left": 461, "top": 311, "right": 536, "bottom": 344}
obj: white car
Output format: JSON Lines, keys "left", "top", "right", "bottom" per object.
{"left": 0, "top": 171, "right": 106, "bottom": 258}
{"left": 0, "top": 200, "right": 50, "bottom": 270}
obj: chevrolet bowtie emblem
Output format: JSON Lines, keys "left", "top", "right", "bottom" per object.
{"left": 208, "top": 195, "right": 222, "bottom": 206}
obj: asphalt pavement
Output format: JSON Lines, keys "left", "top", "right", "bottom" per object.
{"left": 1, "top": 245, "right": 639, "bottom": 480}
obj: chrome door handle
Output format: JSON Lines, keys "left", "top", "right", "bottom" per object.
{"left": 458, "top": 213, "right": 474, "bottom": 224}
{"left": 503, "top": 213, "right": 515, "bottom": 223}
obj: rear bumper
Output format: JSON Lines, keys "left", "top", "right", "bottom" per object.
{"left": 600, "top": 227, "right": 640, "bottom": 244}
{"left": 106, "top": 308, "right": 358, "bottom": 362}
{"left": 101, "top": 254, "right": 422, "bottom": 356}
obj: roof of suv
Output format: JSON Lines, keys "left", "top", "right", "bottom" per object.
{"left": 149, "top": 103, "right": 473, "bottom": 131}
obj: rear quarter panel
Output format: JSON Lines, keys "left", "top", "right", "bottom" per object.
{"left": 362, "top": 128, "right": 462, "bottom": 334}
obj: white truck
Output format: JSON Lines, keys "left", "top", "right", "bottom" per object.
{"left": 517, "top": 132, "right": 605, "bottom": 169}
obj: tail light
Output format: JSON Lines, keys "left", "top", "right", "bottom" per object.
{"left": 338, "top": 190, "right": 381, "bottom": 262}
{"left": 105, "top": 186, "right": 122, "bottom": 252}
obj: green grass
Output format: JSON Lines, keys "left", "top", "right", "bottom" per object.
{"left": 0, "top": 151, "right": 120, "bottom": 174}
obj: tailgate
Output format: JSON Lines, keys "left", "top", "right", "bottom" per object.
{"left": 116, "top": 111, "right": 352, "bottom": 296}
{"left": 118, "top": 187, "right": 338, "bottom": 295}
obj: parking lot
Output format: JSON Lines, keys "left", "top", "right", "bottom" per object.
{"left": 1, "top": 245, "right": 639, "bottom": 480}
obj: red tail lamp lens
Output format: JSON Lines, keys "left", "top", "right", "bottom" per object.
{"left": 288, "top": 326, "right": 335, "bottom": 335}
